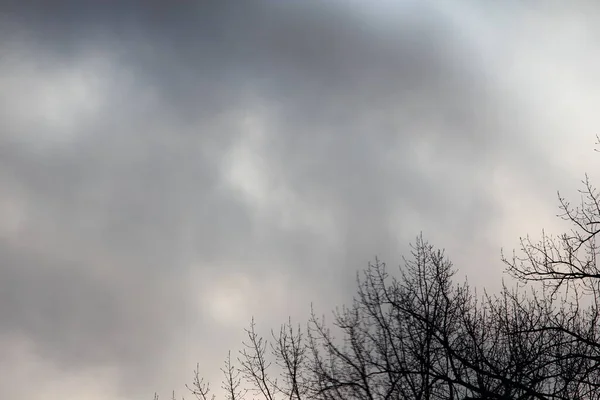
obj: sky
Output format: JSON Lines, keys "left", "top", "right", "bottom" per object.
{"left": 1, "top": 1, "right": 599, "bottom": 399}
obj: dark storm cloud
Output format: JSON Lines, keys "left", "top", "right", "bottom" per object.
{"left": 0, "top": 1, "right": 571, "bottom": 399}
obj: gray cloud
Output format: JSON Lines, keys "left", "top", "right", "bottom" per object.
{"left": 1, "top": 1, "right": 598, "bottom": 399}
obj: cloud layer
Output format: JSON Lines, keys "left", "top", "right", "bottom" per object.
{"left": 1, "top": 2, "right": 599, "bottom": 399}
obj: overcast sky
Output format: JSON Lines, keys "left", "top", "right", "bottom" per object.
{"left": 1, "top": 1, "right": 599, "bottom": 399}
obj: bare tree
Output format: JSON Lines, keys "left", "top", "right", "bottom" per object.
{"left": 159, "top": 236, "right": 598, "bottom": 400}
{"left": 501, "top": 144, "right": 600, "bottom": 398}
{"left": 503, "top": 174, "right": 600, "bottom": 297}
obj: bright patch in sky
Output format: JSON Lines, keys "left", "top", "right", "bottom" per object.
{"left": 222, "top": 108, "right": 340, "bottom": 245}
{"left": 202, "top": 271, "right": 293, "bottom": 328}
{"left": 0, "top": 46, "right": 113, "bottom": 151}
{"left": 224, "top": 110, "right": 271, "bottom": 207}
